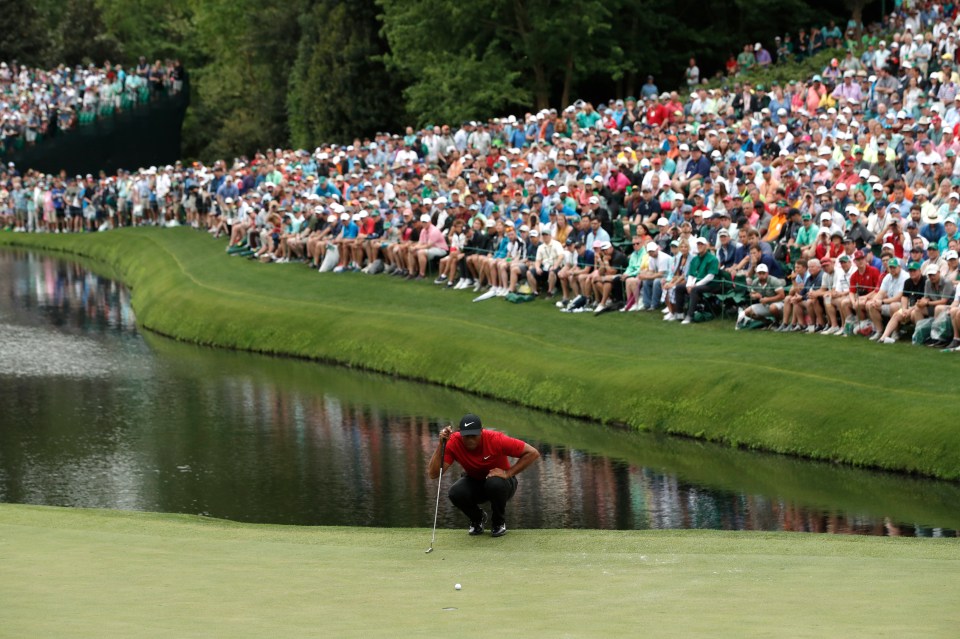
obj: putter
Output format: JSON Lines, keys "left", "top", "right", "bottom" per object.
{"left": 425, "top": 436, "right": 447, "bottom": 553}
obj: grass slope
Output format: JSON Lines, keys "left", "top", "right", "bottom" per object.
{"left": 2, "top": 504, "right": 958, "bottom": 638}
{"left": 3, "top": 229, "right": 960, "bottom": 479}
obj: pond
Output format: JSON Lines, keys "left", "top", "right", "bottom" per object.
{"left": 1, "top": 249, "right": 958, "bottom": 536}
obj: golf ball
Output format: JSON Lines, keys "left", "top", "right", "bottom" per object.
{"left": 455, "top": 583, "right": 462, "bottom": 590}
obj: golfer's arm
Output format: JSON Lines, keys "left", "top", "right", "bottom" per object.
{"left": 506, "top": 444, "right": 541, "bottom": 479}
{"left": 427, "top": 444, "right": 451, "bottom": 480}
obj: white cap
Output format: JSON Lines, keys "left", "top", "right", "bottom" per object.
{"left": 420, "top": 213, "right": 432, "bottom": 223}
{"left": 327, "top": 214, "right": 337, "bottom": 223}
{"left": 558, "top": 186, "right": 569, "bottom": 194}
{"left": 656, "top": 218, "right": 669, "bottom": 226}
{"left": 529, "top": 229, "right": 539, "bottom": 237}
{"left": 946, "top": 250, "right": 960, "bottom": 260}
{"left": 340, "top": 212, "right": 350, "bottom": 221}
{"left": 923, "top": 264, "right": 940, "bottom": 276}
{"left": 820, "top": 212, "right": 832, "bottom": 221}
{"left": 547, "top": 180, "right": 557, "bottom": 187}
{"left": 588, "top": 196, "right": 600, "bottom": 204}
{"left": 816, "top": 186, "right": 829, "bottom": 196}
{"left": 646, "top": 241, "right": 659, "bottom": 252}
{"left": 678, "top": 143, "right": 690, "bottom": 152}
{"left": 695, "top": 236, "right": 710, "bottom": 246}
{"left": 836, "top": 183, "right": 848, "bottom": 191}
{"left": 859, "top": 169, "right": 871, "bottom": 179}
{"left": 756, "top": 263, "right": 769, "bottom": 273}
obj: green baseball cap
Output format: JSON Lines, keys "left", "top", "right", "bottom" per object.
{"left": 907, "top": 260, "right": 922, "bottom": 270}
{"left": 801, "top": 213, "right": 812, "bottom": 220}
{"left": 839, "top": 255, "right": 851, "bottom": 262}
{"left": 888, "top": 258, "right": 901, "bottom": 268}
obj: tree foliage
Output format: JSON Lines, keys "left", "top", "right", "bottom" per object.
{"left": 288, "top": 0, "right": 404, "bottom": 147}
{"left": 5, "top": 0, "right": 858, "bottom": 159}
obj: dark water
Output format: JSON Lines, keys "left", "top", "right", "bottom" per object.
{"left": 1, "top": 249, "right": 958, "bottom": 537}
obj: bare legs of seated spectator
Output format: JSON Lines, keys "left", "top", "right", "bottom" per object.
{"left": 866, "top": 297, "right": 898, "bottom": 337}
{"left": 879, "top": 304, "right": 922, "bottom": 342}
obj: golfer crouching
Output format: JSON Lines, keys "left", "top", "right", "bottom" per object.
{"left": 428, "top": 414, "right": 540, "bottom": 538}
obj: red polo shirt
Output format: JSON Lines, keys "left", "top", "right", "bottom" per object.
{"left": 850, "top": 265, "right": 881, "bottom": 296}
{"left": 444, "top": 430, "right": 527, "bottom": 481}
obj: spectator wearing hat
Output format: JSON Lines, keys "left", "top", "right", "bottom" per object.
{"left": 662, "top": 239, "right": 691, "bottom": 321}
{"left": 938, "top": 216, "right": 960, "bottom": 252}
{"left": 878, "top": 263, "right": 952, "bottom": 343}
{"left": 863, "top": 257, "right": 908, "bottom": 340}
{"left": 795, "top": 211, "right": 819, "bottom": 259}
{"left": 556, "top": 240, "right": 593, "bottom": 310}
{"left": 592, "top": 241, "right": 629, "bottom": 313}
{"left": 527, "top": 228, "right": 563, "bottom": 296}
{"left": 777, "top": 258, "right": 814, "bottom": 331}
{"left": 821, "top": 254, "right": 854, "bottom": 334}
{"left": 741, "top": 263, "right": 785, "bottom": 327}
{"left": 672, "top": 236, "right": 719, "bottom": 324}
{"left": 635, "top": 242, "right": 670, "bottom": 311}
{"left": 846, "top": 249, "right": 881, "bottom": 323}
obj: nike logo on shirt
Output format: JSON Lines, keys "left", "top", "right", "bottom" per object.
{"left": 483, "top": 455, "right": 492, "bottom": 460}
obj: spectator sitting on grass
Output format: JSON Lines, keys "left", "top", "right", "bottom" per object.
{"left": 847, "top": 249, "right": 882, "bottom": 328}
{"left": 592, "top": 241, "right": 629, "bottom": 314}
{"left": 864, "top": 256, "right": 908, "bottom": 341}
{"left": 803, "top": 257, "right": 834, "bottom": 333}
{"left": 672, "top": 236, "right": 719, "bottom": 325}
{"left": 876, "top": 262, "right": 933, "bottom": 344}
{"left": 740, "top": 263, "right": 785, "bottom": 328}
{"left": 528, "top": 228, "right": 563, "bottom": 297}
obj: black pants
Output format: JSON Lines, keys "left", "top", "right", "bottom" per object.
{"left": 448, "top": 474, "right": 518, "bottom": 527}
{"left": 675, "top": 281, "right": 719, "bottom": 319}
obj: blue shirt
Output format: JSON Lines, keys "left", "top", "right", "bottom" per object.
{"left": 342, "top": 221, "right": 359, "bottom": 239}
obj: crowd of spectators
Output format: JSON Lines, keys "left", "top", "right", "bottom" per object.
{"left": 0, "top": 57, "right": 185, "bottom": 154}
{"left": 3, "top": 5, "right": 960, "bottom": 351}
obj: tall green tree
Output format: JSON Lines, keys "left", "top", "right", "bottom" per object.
{"left": 185, "top": 0, "right": 305, "bottom": 160}
{"left": 288, "top": 0, "right": 404, "bottom": 147}
{"left": 378, "top": 0, "right": 635, "bottom": 123}
{"left": 0, "top": 0, "right": 47, "bottom": 63}
{"left": 54, "top": 0, "right": 122, "bottom": 66}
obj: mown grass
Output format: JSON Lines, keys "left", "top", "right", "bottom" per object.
{"left": 2, "top": 504, "right": 958, "bottom": 638}
{"left": 3, "top": 228, "right": 960, "bottom": 479}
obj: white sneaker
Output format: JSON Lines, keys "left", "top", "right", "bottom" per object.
{"left": 869, "top": 333, "right": 881, "bottom": 341}
{"left": 737, "top": 309, "right": 746, "bottom": 324}
{"left": 630, "top": 304, "right": 644, "bottom": 312}
{"left": 661, "top": 307, "right": 669, "bottom": 314}
{"left": 880, "top": 336, "right": 896, "bottom": 344}
{"left": 681, "top": 318, "right": 692, "bottom": 325}
{"left": 806, "top": 325, "right": 817, "bottom": 334}
{"left": 473, "top": 282, "right": 483, "bottom": 292}
{"left": 333, "top": 265, "right": 344, "bottom": 273}
{"left": 497, "top": 288, "right": 509, "bottom": 297}
{"left": 663, "top": 312, "right": 675, "bottom": 321}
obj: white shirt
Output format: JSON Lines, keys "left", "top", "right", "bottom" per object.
{"left": 879, "top": 270, "right": 908, "bottom": 299}
{"left": 833, "top": 264, "right": 852, "bottom": 294}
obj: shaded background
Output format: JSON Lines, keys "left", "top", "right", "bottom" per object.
{"left": 1, "top": 0, "right": 881, "bottom": 162}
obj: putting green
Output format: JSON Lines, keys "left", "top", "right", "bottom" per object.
{"left": 1, "top": 505, "right": 958, "bottom": 637}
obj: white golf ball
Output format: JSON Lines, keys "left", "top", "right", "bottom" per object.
{"left": 455, "top": 583, "right": 462, "bottom": 590}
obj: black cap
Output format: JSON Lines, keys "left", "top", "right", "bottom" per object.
{"left": 459, "top": 414, "right": 483, "bottom": 435}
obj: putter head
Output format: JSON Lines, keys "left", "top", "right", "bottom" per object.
{"left": 425, "top": 546, "right": 434, "bottom": 553}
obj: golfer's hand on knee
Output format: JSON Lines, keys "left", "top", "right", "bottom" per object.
{"left": 486, "top": 468, "right": 508, "bottom": 479}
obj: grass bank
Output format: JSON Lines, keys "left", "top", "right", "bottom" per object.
{"left": 2, "top": 504, "right": 958, "bottom": 638}
{"left": 2, "top": 229, "right": 960, "bottom": 479}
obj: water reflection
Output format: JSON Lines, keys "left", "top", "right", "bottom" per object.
{"left": 1, "top": 249, "right": 957, "bottom": 537}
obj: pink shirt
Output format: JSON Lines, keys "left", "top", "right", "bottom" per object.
{"left": 419, "top": 223, "right": 448, "bottom": 250}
